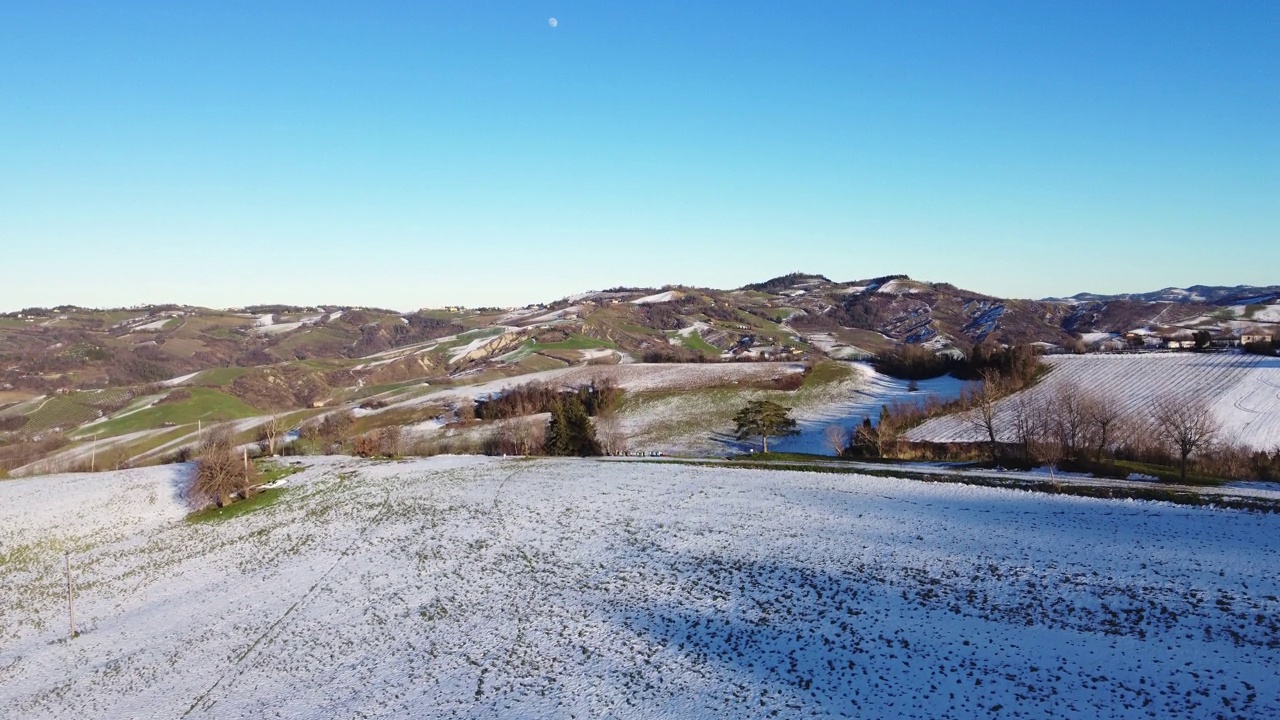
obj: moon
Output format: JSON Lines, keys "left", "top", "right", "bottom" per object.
{"left": 548, "top": 17, "right": 558, "bottom": 28}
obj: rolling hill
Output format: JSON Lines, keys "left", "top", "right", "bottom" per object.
{"left": 2, "top": 273, "right": 1277, "bottom": 474}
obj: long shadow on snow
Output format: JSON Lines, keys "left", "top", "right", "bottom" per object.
{"left": 594, "top": 548, "right": 932, "bottom": 714}
{"left": 591, "top": 547, "right": 1207, "bottom": 715}
{"left": 593, "top": 545, "right": 1279, "bottom": 716}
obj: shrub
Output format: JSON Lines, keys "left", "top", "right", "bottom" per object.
{"left": 481, "top": 418, "right": 547, "bottom": 456}
{"left": 189, "top": 426, "right": 259, "bottom": 508}
{"left": 157, "top": 388, "right": 192, "bottom": 405}
{"left": 307, "top": 410, "right": 355, "bottom": 444}
{"left": 1244, "top": 340, "right": 1276, "bottom": 357}
{"left": 353, "top": 426, "right": 401, "bottom": 458}
{"left": 476, "top": 380, "right": 623, "bottom": 421}
{"left": 641, "top": 347, "right": 710, "bottom": 363}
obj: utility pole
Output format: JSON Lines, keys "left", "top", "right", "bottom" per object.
{"left": 64, "top": 551, "right": 76, "bottom": 638}
{"left": 90, "top": 432, "right": 99, "bottom": 473}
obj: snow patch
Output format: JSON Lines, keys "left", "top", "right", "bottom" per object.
{"left": 631, "top": 291, "right": 678, "bottom": 304}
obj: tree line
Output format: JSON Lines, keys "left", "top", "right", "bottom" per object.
{"left": 833, "top": 379, "right": 1280, "bottom": 483}
{"left": 871, "top": 343, "right": 1042, "bottom": 384}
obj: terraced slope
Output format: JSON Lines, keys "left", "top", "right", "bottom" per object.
{"left": 905, "top": 353, "right": 1280, "bottom": 450}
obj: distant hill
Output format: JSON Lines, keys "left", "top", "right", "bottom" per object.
{"left": 3, "top": 275, "right": 1277, "bottom": 400}
{"left": 1053, "top": 285, "right": 1280, "bottom": 306}
{"left": 2, "top": 271, "right": 1277, "bottom": 475}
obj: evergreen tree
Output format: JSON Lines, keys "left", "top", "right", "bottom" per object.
{"left": 544, "top": 400, "right": 571, "bottom": 456}
{"left": 733, "top": 400, "right": 799, "bottom": 453}
{"left": 544, "top": 395, "right": 602, "bottom": 456}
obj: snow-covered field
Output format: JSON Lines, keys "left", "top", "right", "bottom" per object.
{"left": 3, "top": 457, "right": 1277, "bottom": 719}
{"left": 630, "top": 290, "right": 678, "bottom": 304}
{"left": 379, "top": 362, "right": 808, "bottom": 413}
{"left": 768, "top": 364, "right": 974, "bottom": 455}
{"left": 906, "top": 353, "right": 1280, "bottom": 450}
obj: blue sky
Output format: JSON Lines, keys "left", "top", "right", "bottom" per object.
{"left": 1, "top": 1, "right": 1276, "bottom": 310}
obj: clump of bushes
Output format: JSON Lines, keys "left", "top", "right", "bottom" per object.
{"left": 189, "top": 426, "right": 259, "bottom": 508}
{"left": 480, "top": 417, "right": 547, "bottom": 456}
{"left": 475, "top": 380, "right": 622, "bottom": 421}
{"left": 874, "top": 343, "right": 1042, "bottom": 386}
{"left": 289, "top": 410, "right": 356, "bottom": 454}
{"left": 353, "top": 426, "right": 401, "bottom": 458}
{"left": 641, "top": 347, "right": 712, "bottom": 363}
{"left": 156, "top": 388, "right": 192, "bottom": 406}
{"left": 544, "top": 394, "right": 601, "bottom": 456}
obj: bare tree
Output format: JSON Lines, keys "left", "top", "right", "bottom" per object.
{"left": 456, "top": 401, "right": 476, "bottom": 423}
{"left": 874, "top": 406, "right": 901, "bottom": 459}
{"left": 850, "top": 405, "right": 902, "bottom": 459}
{"left": 1034, "top": 411, "right": 1065, "bottom": 479}
{"left": 824, "top": 424, "right": 850, "bottom": 457}
{"left": 258, "top": 414, "right": 286, "bottom": 456}
{"left": 1010, "top": 391, "right": 1043, "bottom": 462}
{"left": 595, "top": 413, "right": 628, "bottom": 456}
{"left": 1082, "top": 392, "right": 1126, "bottom": 462}
{"left": 1048, "top": 382, "right": 1089, "bottom": 461}
{"left": 1149, "top": 396, "right": 1220, "bottom": 482}
{"left": 378, "top": 426, "right": 401, "bottom": 457}
{"left": 514, "top": 419, "right": 546, "bottom": 455}
{"left": 965, "top": 370, "right": 1004, "bottom": 463}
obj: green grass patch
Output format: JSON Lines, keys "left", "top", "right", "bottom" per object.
{"left": 118, "top": 425, "right": 197, "bottom": 460}
{"left": 517, "top": 354, "right": 571, "bottom": 372}
{"left": 1112, "top": 459, "right": 1226, "bottom": 487}
{"left": 351, "top": 404, "right": 446, "bottom": 434}
{"left": 736, "top": 310, "right": 783, "bottom": 333}
{"left": 194, "top": 367, "right": 250, "bottom": 386}
{"left": 257, "top": 459, "right": 307, "bottom": 484}
{"left": 22, "top": 397, "right": 101, "bottom": 433}
{"left": 533, "top": 334, "right": 618, "bottom": 351}
{"left": 668, "top": 330, "right": 719, "bottom": 355}
{"left": 729, "top": 451, "right": 844, "bottom": 462}
{"left": 295, "top": 358, "right": 357, "bottom": 371}
{"left": 352, "top": 378, "right": 431, "bottom": 400}
{"left": 73, "top": 388, "right": 133, "bottom": 409}
{"left": 415, "top": 309, "right": 465, "bottom": 321}
{"left": 428, "top": 327, "right": 511, "bottom": 356}
{"left": 186, "top": 486, "right": 288, "bottom": 524}
{"left": 500, "top": 335, "right": 615, "bottom": 364}
{"left": 268, "top": 326, "right": 352, "bottom": 357}
{"left": 801, "top": 360, "right": 853, "bottom": 388}
{"left": 76, "top": 388, "right": 262, "bottom": 439}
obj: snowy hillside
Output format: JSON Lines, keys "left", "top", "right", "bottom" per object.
{"left": 767, "top": 364, "right": 975, "bottom": 455}
{"left": 2, "top": 458, "right": 1278, "bottom": 718}
{"left": 905, "top": 353, "right": 1280, "bottom": 450}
